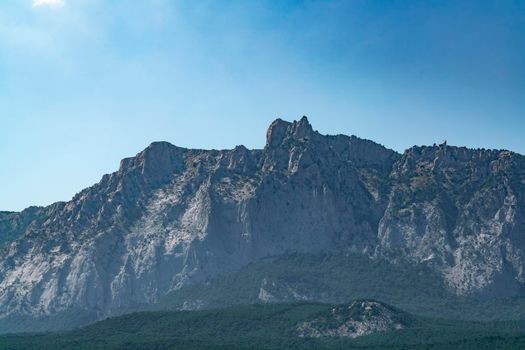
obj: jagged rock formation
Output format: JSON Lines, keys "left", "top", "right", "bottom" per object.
{"left": 0, "top": 207, "right": 46, "bottom": 246}
{"left": 0, "top": 116, "right": 524, "bottom": 328}
{"left": 377, "top": 145, "right": 525, "bottom": 296}
{"left": 296, "top": 300, "right": 406, "bottom": 338}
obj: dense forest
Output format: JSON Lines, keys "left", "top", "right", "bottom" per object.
{"left": 1, "top": 301, "right": 524, "bottom": 350}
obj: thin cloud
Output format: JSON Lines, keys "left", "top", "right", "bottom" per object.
{"left": 32, "top": 0, "right": 65, "bottom": 8}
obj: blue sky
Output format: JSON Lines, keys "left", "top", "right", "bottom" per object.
{"left": 1, "top": 0, "right": 524, "bottom": 211}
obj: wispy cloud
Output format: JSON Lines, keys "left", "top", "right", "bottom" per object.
{"left": 32, "top": 0, "right": 65, "bottom": 8}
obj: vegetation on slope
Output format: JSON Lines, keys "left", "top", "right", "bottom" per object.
{"left": 1, "top": 302, "right": 524, "bottom": 350}
{"left": 152, "top": 252, "right": 525, "bottom": 321}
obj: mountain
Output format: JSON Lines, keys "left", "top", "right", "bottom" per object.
{"left": 0, "top": 116, "right": 524, "bottom": 332}
{"left": 1, "top": 301, "right": 524, "bottom": 350}
{"left": 377, "top": 144, "right": 525, "bottom": 297}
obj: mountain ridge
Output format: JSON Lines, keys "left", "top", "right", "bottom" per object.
{"left": 1, "top": 116, "right": 524, "bottom": 332}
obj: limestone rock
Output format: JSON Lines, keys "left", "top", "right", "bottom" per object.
{"left": 1, "top": 117, "right": 524, "bottom": 329}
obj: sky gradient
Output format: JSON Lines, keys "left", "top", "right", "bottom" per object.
{"left": 1, "top": 0, "right": 524, "bottom": 211}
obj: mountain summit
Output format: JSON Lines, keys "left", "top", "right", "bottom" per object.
{"left": 1, "top": 117, "right": 524, "bottom": 331}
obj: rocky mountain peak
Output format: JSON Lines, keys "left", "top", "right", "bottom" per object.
{"left": 265, "top": 118, "right": 291, "bottom": 148}
{"left": 117, "top": 141, "right": 187, "bottom": 188}
{"left": 290, "top": 116, "right": 314, "bottom": 139}
{"left": 265, "top": 116, "right": 315, "bottom": 149}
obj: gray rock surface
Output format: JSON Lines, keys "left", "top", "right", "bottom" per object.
{"left": 0, "top": 117, "right": 524, "bottom": 325}
{"left": 377, "top": 145, "right": 525, "bottom": 297}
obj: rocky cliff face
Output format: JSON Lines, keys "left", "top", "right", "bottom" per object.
{"left": 0, "top": 207, "right": 48, "bottom": 246}
{"left": 377, "top": 145, "right": 525, "bottom": 297}
{"left": 0, "top": 117, "right": 524, "bottom": 326}
{"left": 0, "top": 117, "right": 397, "bottom": 320}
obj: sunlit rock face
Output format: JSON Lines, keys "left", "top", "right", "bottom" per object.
{"left": 0, "top": 116, "right": 524, "bottom": 324}
{"left": 376, "top": 145, "right": 525, "bottom": 297}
